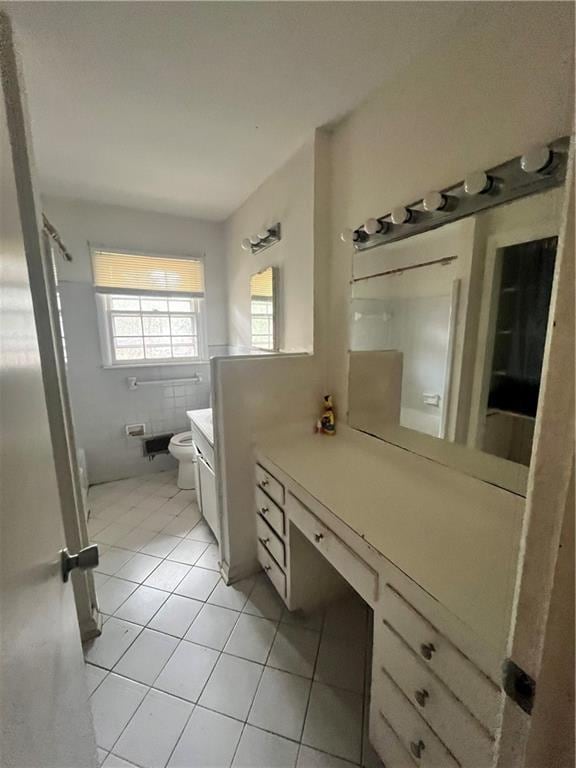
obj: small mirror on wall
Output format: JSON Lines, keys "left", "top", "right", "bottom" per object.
{"left": 250, "top": 266, "right": 279, "bottom": 351}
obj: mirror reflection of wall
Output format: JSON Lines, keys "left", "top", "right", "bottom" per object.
{"left": 250, "top": 266, "right": 278, "bottom": 351}
{"left": 348, "top": 185, "right": 565, "bottom": 480}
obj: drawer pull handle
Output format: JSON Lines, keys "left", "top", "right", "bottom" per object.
{"left": 259, "top": 537, "right": 270, "bottom": 546}
{"left": 261, "top": 479, "right": 269, "bottom": 487}
{"left": 260, "top": 507, "right": 269, "bottom": 515}
{"left": 420, "top": 642, "right": 436, "bottom": 661}
{"left": 410, "top": 740, "right": 426, "bottom": 760}
{"left": 414, "top": 689, "right": 429, "bottom": 708}
{"left": 314, "top": 533, "right": 324, "bottom": 543}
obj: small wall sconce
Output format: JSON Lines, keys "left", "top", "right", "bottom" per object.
{"left": 241, "top": 223, "right": 282, "bottom": 254}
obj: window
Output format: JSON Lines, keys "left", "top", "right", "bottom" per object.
{"left": 92, "top": 248, "right": 207, "bottom": 365}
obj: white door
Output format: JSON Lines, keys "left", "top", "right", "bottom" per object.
{"left": 0, "top": 13, "right": 97, "bottom": 768}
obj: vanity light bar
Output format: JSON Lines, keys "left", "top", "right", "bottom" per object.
{"left": 241, "top": 223, "right": 282, "bottom": 255}
{"left": 343, "top": 136, "right": 570, "bottom": 252}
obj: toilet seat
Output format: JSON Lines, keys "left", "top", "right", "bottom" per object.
{"left": 170, "top": 431, "right": 194, "bottom": 447}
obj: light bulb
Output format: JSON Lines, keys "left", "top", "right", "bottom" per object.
{"left": 391, "top": 206, "right": 413, "bottom": 225}
{"left": 340, "top": 228, "right": 356, "bottom": 244}
{"left": 363, "top": 218, "right": 388, "bottom": 236}
{"left": 249, "top": 234, "right": 260, "bottom": 246}
{"left": 422, "top": 192, "right": 447, "bottom": 212}
{"left": 464, "top": 171, "right": 493, "bottom": 195}
{"left": 241, "top": 238, "right": 252, "bottom": 252}
{"left": 258, "top": 228, "right": 270, "bottom": 240}
{"left": 521, "top": 146, "right": 553, "bottom": 174}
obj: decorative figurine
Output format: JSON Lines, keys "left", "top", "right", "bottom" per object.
{"left": 315, "top": 394, "right": 336, "bottom": 435}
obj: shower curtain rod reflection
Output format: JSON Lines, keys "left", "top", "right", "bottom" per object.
{"left": 352, "top": 254, "right": 457, "bottom": 283}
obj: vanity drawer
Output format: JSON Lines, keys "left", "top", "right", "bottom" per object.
{"left": 255, "top": 464, "right": 285, "bottom": 507}
{"left": 255, "top": 488, "right": 285, "bottom": 538}
{"left": 256, "top": 513, "right": 286, "bottom": 568}
{"left": 383, "top": 584, "right": 500, "bottom": 733}
{"left": 370, "top": 709, "right": 417, "bottom": 768}
{"left": 287, "top": 493, "right": 378, "bottom": 604}
{"left": 373, "top": 670, "right": 460, "bottom": 768}
{"left": 257, "top": 540, "right": 286, "bottom": 598}
{"left": 375, "top": 622, "right": 495, "bottom": 768}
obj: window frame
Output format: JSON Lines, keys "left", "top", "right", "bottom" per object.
{"left": 91, "top": 246, "right": 208, "bottom": 368}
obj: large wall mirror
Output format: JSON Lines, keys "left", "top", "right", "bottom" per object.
{"left": 250, "top": 266, "right": 279, "bottom": 351}
{"left": 347, "top": 141, "right": 570, "bottom": 494}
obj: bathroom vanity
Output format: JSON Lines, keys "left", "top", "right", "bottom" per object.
{"left": 187, "top": 408, "right": 219, "bottom": 542}
{"left": 253, "top": 424, "right": 524, "bottom": 768}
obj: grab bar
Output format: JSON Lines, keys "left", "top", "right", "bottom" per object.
{"left": 127, "top": 374, "right": 202, "bottom": 390}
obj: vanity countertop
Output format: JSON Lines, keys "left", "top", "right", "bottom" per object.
{"left": 255, "top": 423, "right": 524, "bottom": 651}
{"left": 187, "top": 408, "right": 214, "bottom": 446}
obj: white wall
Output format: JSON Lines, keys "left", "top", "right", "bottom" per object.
{"left": 326, "top": 2, "right": 575, "bottom": 413}
{"left": 44, "top": 196, "right": 227, "bottom": 483}
{"left": 224, "top": 140, "right": 315, "bottom": 353}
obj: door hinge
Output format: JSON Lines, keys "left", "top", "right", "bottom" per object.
{"left": 503, "top": 659, "right": 536, "bottom": 714}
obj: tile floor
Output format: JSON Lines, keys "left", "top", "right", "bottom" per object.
{"left": 85, "top": 470, "right": 382, "bottom": 768}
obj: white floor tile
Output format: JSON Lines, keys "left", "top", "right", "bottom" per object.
{"left": 168, "top": 538, "right": 209, "bottom": 565}
{"left": 243, "top": 576, "right": 285, "bottom": 621}
{"left": 115, "top": 553, "right": 163, "bottom": 584}
{"left": 168, "top": 706, "right": 243, "bottom": 768}
{"left": 268, "top": 623, "right": 320, "bottom": 679}
{"left": 296, "top": 746, "right": 359, "bottom": 768}
{"left": 94, "top": 571, "right": 111, "bottom": 590}
{"left": 195, "top": 543, "right": 220, "bottom": 571}
{"left": 84, "top": 618, "right": 142, "bottom": 669}
{"left": 248, "top": 667, "right": 311, "bottom": 741}
{"left": 115, "top": 527, "right": 157, "bottom": 552}
{"left": 154, "top": 640, "right": 219, "bottom": 702}
{"left": 114, "top": 688, "right": 193, "bottom": 768}
{"left": 97, "top": 747, "right": 108, "bottom": 765}
{"left": 161, "top": 517, "right": 194, "bottom": 538}
{"left": 187, "top": 520, "right": 216, "bottom": 543}
{"left": 148, "top": 594, "right": 203, "bottom": 637}
{"left": 89, "top": 517, "right": 111, "bottom": 537}
{"left": 302, "top": 683, "right": 363, "bottom": 763}
{"left": 86, "top": 663, "right": 108, "bottom": 695}
{"left": 102, "top": 753, "right": 140, "bottom": 767}
{"left": 199, "top": 653, "right": 262, "bottom": 720}
{"left": 185, "top": 603, "right": 240, "bottom": 650}
{"left": 117, "top": 506, "right": 154, "bottom": 528}
{"left": 144, "top": 559, "right": 190, "bottom": 592}
{"left": 95, "top": 523, "right": 136, "bottom": 546}
{"left": 232, "top": 725, "right": 299, "bottom": 768}
{"left": 97, "top": 577, "right": 138, "bottom": 615}
{"left": 96, "top": 548, "right": 135, "bottom": 577}
{"left": 141, "top": 533, "right": 182, "bottom": 558}
{"left": 175, "top": 567, "right": 220, "bottom": 601}
{"left": 113, "top": 628, "right": 179, "bottom": 685}
{"left": 207, "top": 576, "right": 255, "bottom": 611}
{"left": 224, "top": 614, "right": 277, "bottom": 663}
{"left": 114, "top": 585, "right": 168, "bottom": 625}
{"left": 135, "top": 496, "right": 167, "bottom": 514}
{"left": 90, "top": 673, "right": 147, "bottom": 750}
{"left": 314, "top": 634, "right": 365, "bottom": 694}
{"left": 151, "top": 483, "right": 180, "bottom": 498}
{"left": 141, "top": 510, "right": 176, "bottom": 532}
{"left": 178, "top": 503, "right": 203, "bottom": 524}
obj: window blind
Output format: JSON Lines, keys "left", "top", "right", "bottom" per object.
{"left": 250, "top": 268, "right": 274, "bottom": 298}
{"left": 92, "top": 249, "right": 205, "bottom": 296}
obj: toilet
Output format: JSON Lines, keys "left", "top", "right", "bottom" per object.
{"left": 168, "top": 431, "right": 197, "bottom": 490}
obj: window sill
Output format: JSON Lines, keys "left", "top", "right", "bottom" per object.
{"left": 101, "top": 360, "right": 210, "bottom": 370}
